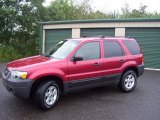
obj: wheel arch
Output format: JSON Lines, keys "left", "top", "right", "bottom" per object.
{"left": 30, "top": 75, "right": 64, "bottom": 98}
{"left": 122, "top": 66, "right": 138, "bottom": 77}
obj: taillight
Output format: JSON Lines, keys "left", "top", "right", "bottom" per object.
{"left": 142, "top": 56, "right": 144, "bottom": 64}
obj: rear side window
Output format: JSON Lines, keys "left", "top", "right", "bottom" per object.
{"left": 104, "top": 41, "right": 123, "bottom": 58}
{"left": 123, "top": 40, "right": 140, "bottom": 55}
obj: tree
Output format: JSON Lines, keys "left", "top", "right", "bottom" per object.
{"left": 47, "top": 0, "right": 111, "bottom": 20}
{"left": 1, "top": 0, "right": 160, "bottom": 61}
{"left": 0, "top": 0, "right": 17, "bottom": 45}
{"left": 0, "top": 0, "right": 51, "bottom": 60}
{"left": 120, "top": 3, "right": 160, "bottom": 18}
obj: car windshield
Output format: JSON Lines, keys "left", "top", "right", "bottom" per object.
{"left": 49, "top": 40, "right": 80, "bottom": 59}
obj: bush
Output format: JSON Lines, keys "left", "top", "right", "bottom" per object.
{"left": 0, "top": 41, "right": 39, "bottom": 62}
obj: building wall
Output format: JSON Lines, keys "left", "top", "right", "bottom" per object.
{"left": 41, "top": 21, "right": 160, "bottom": 53}
{"left": 40, "top": 19, "right": 160, "bottom": 69}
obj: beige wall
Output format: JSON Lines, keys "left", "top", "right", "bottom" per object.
{"left": 72, "top": 28, "right": 80, "bottom": 38}
{"left": 115, "top": 28, "right": 125, "bottom": 37}
{"left": 43, "top": 22, "right": 160, "bottom": 29}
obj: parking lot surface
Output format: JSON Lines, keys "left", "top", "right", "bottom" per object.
{"left": 0, "top": 63, "right": 160, "bottom": 120}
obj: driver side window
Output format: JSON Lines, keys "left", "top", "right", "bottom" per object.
{"left": 75, "top": 42, "right": 100, "bottom": 61}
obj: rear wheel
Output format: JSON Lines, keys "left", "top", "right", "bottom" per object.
{"left": 35, "top": 81, "right": 60, "bottom": 110}
{"left": 118, "top": 70, "right": 137, "bottom": 93}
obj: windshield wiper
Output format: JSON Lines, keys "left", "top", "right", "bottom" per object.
{"left": 41, "top": 53, "right": 50, "bottom": 58}
{"left": 50, "top": 55, "right": 55, "bottom": 59}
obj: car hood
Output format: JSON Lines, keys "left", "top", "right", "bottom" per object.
{"left": 7, "top": 55, "right": 51, "bottom": 69}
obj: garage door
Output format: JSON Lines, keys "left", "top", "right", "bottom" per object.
{"left": 126, "top": 28, "right": 160, "bottom": 69}
{"left": 45, "top": 29, "right": 72, "bottom": 53}
{"left": 81, "top": 28, "right": 115, "bottom": 37}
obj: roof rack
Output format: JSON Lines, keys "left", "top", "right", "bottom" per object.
{"left": 99, "top": 35, "right": 105, "bottom": 38}
{"left": 81, "top": 35, "right": 130, "bottom": 38}
{"left": 82, "top": 36, "right": 87, "bottom": 38}
{"left": 127, "top": 36, "right": 132, "bottom": 38}
{"left": 82, "top": 35, "right": 107, "bottom": 38}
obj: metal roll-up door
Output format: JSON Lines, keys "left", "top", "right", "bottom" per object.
{"left": 45, "top": 29, "right": 72, "bottom": 53}
{"left": 81, "top": 28, "right": 115, "bottom": 37}
{"left": 126, "top": 28, "right": 160, "bottom": 69}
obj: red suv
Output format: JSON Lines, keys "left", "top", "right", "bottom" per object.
{"left": 2, "top": 36, "right": 144, "bottom": 110}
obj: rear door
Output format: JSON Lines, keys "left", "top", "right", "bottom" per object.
{"left": 101, "top": 40, "right": 127, "bottom": 77}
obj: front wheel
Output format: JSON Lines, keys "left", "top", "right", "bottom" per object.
{"left": 35, "top": 81, "right": 60, "bottom": 110}
{"left": 118, "top": 70, "right": 137, "bottom": 93}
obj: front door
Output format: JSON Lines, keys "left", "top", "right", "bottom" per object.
{"left": 68, "top": 41, "right": 103, "bottom": 82}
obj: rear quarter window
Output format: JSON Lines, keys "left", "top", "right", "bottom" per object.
{"left": 123, "top": 40, "right": 140, "bottom": 55}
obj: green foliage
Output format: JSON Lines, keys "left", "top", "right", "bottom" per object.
{"left": 47, "top": 0, "right": 119, "bottom": 20}
{"left": 120, "top": 4, "right": 160, "bottom": 18}
{"left": 0, "top": 0, "right": 160, "bottom": 61}
{"left": 48, "top": 0, "right": 91, "bottom": 20}
{"left": 0, "top": 40, "right": 38, "bottom": 61}
{"left": 0, "top": 0, "right": 46, "bottom": 61}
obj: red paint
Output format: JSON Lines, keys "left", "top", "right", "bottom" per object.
{"left": 7, "top": 37, "right": 144, "bottom": 82}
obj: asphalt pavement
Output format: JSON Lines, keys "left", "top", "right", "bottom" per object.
{"left": 0, "top": 62, "right": 160, "bottom": 120}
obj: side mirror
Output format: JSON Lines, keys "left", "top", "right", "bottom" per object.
{"left": 73, "top": 56, "right": 83, "bottom": 62}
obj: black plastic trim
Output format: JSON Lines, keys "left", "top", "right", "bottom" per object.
{"left": 137, "top": 64, "right": 145, "bottom": 77}
{"left": 64, "top": 73, "right": 121, "bottom": 92}
{"left": 2, "top": 72, "right": 34, "bottom": 98}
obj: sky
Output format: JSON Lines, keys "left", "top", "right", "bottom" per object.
{"left": 44, "top": 0, "right": 160, "bottom": 13}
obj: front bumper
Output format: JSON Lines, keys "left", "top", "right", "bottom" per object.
{"left": 1, "top": 71, "right": 34, "bottom": 98}
{"left": 137, "top": 64, "right": 145, "bottom": 77}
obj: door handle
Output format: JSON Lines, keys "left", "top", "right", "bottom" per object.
{"left": 120, "top": 59, "right": 125, "bottom": 63}
{"left": 93, "top": 63, "right": 100, "bottom": 66}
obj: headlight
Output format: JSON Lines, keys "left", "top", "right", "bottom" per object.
{"left": 11, "top": 71, "right": 27, "bottom": 79}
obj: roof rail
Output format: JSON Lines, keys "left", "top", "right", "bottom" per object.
{"left": 99, "top": 35, "right": 105, "bottom": 38}
{"left": 81, "top": 35, "right": 106, "bottom": 38}
{"left": 81, "top": 35, "right": 119, "bottom": 38}
{"left": 82, "top": 36, "right": 87, "bottom": 38}
{"left": 127, "top": 36, "right": 132, "bottom": 38}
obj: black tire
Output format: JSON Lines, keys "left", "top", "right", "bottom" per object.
{"left": 35, "top": 81, "right": 60, "bottom": 110}
{"left": 118, "top": 70, "right": 137, "bottom": 93}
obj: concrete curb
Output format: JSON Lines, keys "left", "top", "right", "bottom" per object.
{"left": 145, "top": 68, "right": 160, "bottom": 71}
